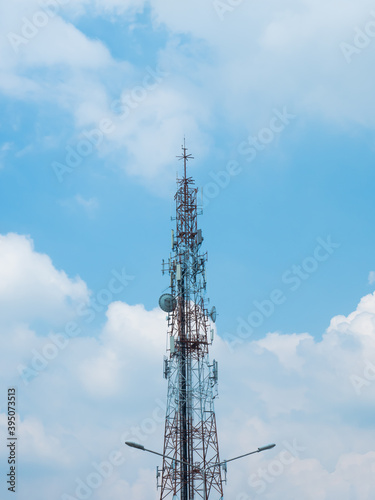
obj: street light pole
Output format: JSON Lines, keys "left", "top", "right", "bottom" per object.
{"left": 219, "top": 443, "right": 276, "bottom": 466}
{"left": 201, "top": 444, "right": 276, "bottom": 499}
{"left": 125, "top": 441, "right": 194, "bottom": 467}
{"left": 126, "top": 441, "right": 276, "bottom": 498}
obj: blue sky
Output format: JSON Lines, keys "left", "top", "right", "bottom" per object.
{"left": 1, "top": 1, "right": 375, "bottom": 499}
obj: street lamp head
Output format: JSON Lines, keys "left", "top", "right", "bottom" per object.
{"left": 257, "top": 444, "right": 276, "bottom": 452}
{"left": 125, "top": 441, "right": 145, "bottom": 451}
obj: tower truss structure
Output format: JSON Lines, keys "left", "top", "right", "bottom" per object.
{"left": 158, "top": 145, "right": 224, "bottom": 500}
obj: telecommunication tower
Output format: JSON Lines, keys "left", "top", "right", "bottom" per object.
{"left": 125, "top": 144, "right": 275, "bottom": 495}
{"left": 157, "top": 144, "right": 224, "bottom": 500}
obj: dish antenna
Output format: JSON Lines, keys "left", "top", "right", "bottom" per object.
{"left": 159, "top": 293, "right": 177, "bottom": 313}
{"left": 209, "top": 306, "right": 217, "bottom": 323}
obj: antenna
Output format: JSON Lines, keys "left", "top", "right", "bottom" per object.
{"left": 130, "top": 144, "right": 276, "bottom": 498}
{"left": 158, "top": 145, "right": 223, "bottom": 499}
{"left": 210, "top": 306, "right": 217, "bottom": 323}
{"left": 176, "top": 139, "right": 194, "bottom": 179}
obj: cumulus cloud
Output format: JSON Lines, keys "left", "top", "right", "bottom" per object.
{"left": 3, "top": 0, "right": 375, "bottom": 186}
{"left": 0, "top": 0, "right": 113, "bottom": 98}
{"left": 211, "top": 292, "right": 375, "bottom": 499}
{"left": 0, "top": 233, "right": 375, "bottom": 499}
{"left": 101, "top": 83, "right": 211, "bottom": 185}
{"left": 0, "top": 233, "right": 89, "bottom": 326}
{"left": 149, "top": 0, "right": 375, "bottom": 127}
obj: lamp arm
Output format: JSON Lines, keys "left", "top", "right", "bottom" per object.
{"left": 204, "top": 449, "right": 258, "bottom": 472}
{"left": 205, "top": 444, "right": 276, "bottom": 471}
{"left": 143, "top": 447, "right": 193, "bottom": 469}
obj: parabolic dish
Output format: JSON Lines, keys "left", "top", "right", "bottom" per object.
{"left": 210, "top": 306, "right": 217, "bottom": 323}
{"left": 159, "top": 293, "right": 177, "bottom": 313}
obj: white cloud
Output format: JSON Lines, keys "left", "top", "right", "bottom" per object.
{"left": 77, "top": 302, "right": 166, "bottom": 398}
{"left": 102, "top": 84, "right": 211, "bottom": 186}
{"left": 0, "top": 0, "right": 117, "bottom": 108}
{"left": 18, "top": 416, "right": 69, "bottom": 465}
{"left": 4, "top": 0, "right": 375, "bottom": 185}
{"left": 368, "top": 270, "right": 375, "bottom": 284}
{"left": 19, "top": 19, "right": 112, "bottom": 69}
{"left": 0, "top": 233, "right": 89, "bottom": 326}
{"left": 79, "top": 0, "right": 375, "bottom": 182}
{"left": 256, "top": 331, "right": 311, "bottom": 371}
{"left": 0, "top": 233, "right": 374, "bottom": 499}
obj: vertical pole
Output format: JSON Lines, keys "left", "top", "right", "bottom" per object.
{"left": 160, "top": 144, "right": 224, "bottom": 500}
{"left": 203, "top": 469, "right": 206, "bottom": 500}
{"left": 180, "top": 149, "right": 188, "bottom": 500}
{"left": 180, "top": 279, "right": 188, "bottom": 500}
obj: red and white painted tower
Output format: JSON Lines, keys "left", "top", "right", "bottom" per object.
{"left": 158, "top": 144, "right": 224, "bottom": 500}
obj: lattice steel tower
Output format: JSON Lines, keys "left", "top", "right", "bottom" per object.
{"left": 157, "top": 144, "right": 224, "bottom": 500}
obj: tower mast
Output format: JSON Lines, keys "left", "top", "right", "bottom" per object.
{"left": 159, "top": 144, "right": 223, "bottom": 499}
